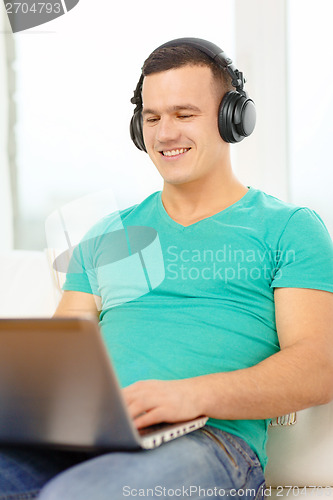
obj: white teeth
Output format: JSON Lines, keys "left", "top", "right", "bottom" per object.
{"left": 162, "top": 148, "right": 189, "bottom": 156}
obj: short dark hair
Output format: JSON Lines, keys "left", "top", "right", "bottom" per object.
{"left": 142, "top": 45, "right": 234, "bottom": 98}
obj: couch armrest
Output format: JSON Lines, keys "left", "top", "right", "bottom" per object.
{"left": 266, "top": 401, "right": 333, "bottom": 487}
{"left": 0, "top": 250, "right": 61, "bottom": 318}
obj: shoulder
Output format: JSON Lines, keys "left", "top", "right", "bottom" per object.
{"left": 83, "top": 191, "right": 161, "bottom": 239}
{"left": 248, "top": 187, "right": 305, "bottom": 218}
{"left": 247, "top": 187, "right": 330, "bottom": 236}
{"left": 249, "top": 190, "right": 333, "bottom": 292}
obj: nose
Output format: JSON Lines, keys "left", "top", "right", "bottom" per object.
{"left": 155, "top": 116, "right": 179, "bottom": 144}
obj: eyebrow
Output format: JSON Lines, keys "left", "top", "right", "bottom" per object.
{"left": 142, "top": 104, "right": 202, "bottom": 117}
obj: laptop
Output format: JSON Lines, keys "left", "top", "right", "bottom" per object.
{"left": 0, "top": 317, "right": 208, "bottom": 451}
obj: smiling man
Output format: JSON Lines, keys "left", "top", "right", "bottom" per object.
{"left": 142, "top": 65, "right": 248, "bottom": 223}
{"left": 1, "top": 38, "right": 332, "bottom": 500}
{"left": 140, "top": 60, "right": 248, "bottom": 227}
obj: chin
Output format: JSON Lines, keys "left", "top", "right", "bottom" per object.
{"left": 164, "top": 175, "right": 195, "bottom": 186}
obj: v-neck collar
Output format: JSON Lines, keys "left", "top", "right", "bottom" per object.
{"left": 157, "top": 187, "right": 255, "bottom": 232}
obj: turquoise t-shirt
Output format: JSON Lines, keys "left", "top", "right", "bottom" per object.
{"left": 63, "top": 187, "right": 333, "bottom": 470}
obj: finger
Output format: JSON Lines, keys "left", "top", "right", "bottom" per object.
{"left": 127, "top": 399, "right": 152, "bottom": 420}
{"left": 133, "top": 407, "right": 165, "bottom": 429}
{"left": 122, "top": 380, "right": 155, "bottom": 404}
{"left": 122, "top": 384, "right": 139, "bottom": 405}
{"left": 122, "top": 386, "right": 146, "bottom": 408}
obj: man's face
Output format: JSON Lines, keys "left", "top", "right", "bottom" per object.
{"left": 141, "top": 65, "right": 229, "bottom": 187}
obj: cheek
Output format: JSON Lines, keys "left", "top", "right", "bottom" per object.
{"left": 142, "top": 127, "right": 154, "bottom": 150}
{"left": 142, "top": 129, "right": 160, "bottom": 163}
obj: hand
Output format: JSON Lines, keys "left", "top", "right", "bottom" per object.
{"left": 122, "top": 378, "right": 205, "bottom": 429}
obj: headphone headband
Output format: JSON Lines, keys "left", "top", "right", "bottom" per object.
{"left": 154, "top": 37, "right": 245, "bottom": 94}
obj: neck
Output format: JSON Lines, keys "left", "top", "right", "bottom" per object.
{"left": 161, "top": 169, "right": 248, "bottom": 226}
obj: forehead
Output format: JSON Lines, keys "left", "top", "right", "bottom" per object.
{"left": 142, "top": 65, "right": 216, "bottom": 110}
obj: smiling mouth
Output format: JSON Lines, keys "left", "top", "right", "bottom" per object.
{"left": 160, "top": 148, "right": 191, "bottom": 157}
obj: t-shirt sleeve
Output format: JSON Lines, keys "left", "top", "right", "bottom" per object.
{"left": 271, "top": 207, "right": 333, "bottom": 292}
{"left": 61, "top": 208, "right": 133, "bottom": 297}
{"left": 62, "top": 239, "right": 100, "bottom": 296}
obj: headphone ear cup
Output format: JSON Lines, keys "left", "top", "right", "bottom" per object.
{"left": 218, "top": 91, "right": 256, "bottom": 143}
{"left": 218, "top": 91, "right": 238, "bottom": 143}
{"left": 130, "top": 110, "right": 147, "bottom": 152}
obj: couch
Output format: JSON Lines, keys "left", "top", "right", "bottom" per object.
{"left": 0, "top": 250, "right": 332, "bottom": 497}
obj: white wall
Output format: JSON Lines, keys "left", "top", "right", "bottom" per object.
{"left": 287, "top": 0, "right": 333, "bottom": 235}
{"left": 233, "top": 0, "right": 333, "bottom": 236}
{"left": 233, "top": 0, "right": 289, "bottom": 201}
{"left": 0, "top": 11, "right": 13, "bottom": 250}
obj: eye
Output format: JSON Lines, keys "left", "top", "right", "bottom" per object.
{"left": 145, "top": 117, "right": 159, "bottom": 123}
{"left": 178, "top": 114, "right": 193, "bottom": 119}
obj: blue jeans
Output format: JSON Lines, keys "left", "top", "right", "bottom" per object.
{"left": 0, "top": 426, "right": 265, "bottom": 500}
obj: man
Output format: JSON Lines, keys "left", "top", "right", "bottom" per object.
{"left": 1, "top": 38, "right": 333, "bottom": 500}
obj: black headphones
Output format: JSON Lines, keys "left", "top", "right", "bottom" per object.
{"left": 130, "top": 37, "right": 256, "bottom": 152}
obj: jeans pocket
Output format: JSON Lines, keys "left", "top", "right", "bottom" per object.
{"left": 222, "top": 431, "right": 262, "bottom": 469}
{"left": 200, "top": 427, "right": 238, "bottom": 469}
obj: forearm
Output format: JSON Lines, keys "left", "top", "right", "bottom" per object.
{"left": 124, "top": 289, "right": 333, "bottom": 429}
{"left": 191, "top": 340, "right": 333, "bottom": 420}
{"left": 53, "top": 291, "right": 100, "bottom": 318}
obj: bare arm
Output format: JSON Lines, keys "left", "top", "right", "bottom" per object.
{"left": 123, "top": 288, "right": 333, "bottom": 428}
{"left": 194, "top": 287, "right": 333, "bottom": 419}
{"left": 53, "top": 290, "right": 100, "bottom": 319}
